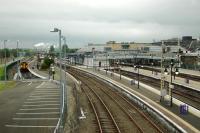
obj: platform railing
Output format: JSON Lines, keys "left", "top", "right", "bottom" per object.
{"left": 53, "top": 81, "right": 66, "bottom": 133}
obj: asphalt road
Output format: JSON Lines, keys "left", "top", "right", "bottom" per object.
{"left": 0, "top": 80, "right": 60, "bottom": 133}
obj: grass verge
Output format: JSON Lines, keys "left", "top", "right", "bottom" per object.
{"left": 0, "top": 81, "right": 16, "bottom": 92}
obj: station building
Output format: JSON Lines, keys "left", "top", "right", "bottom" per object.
{"left": 68, "top": 37, "right": 200, "bottom": 70}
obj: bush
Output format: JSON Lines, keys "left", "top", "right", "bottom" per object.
{"left": 40, "top": 57, "right": 54, "bottom": 70}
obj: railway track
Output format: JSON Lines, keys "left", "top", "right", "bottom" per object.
{"left": 69, "top": 68, "right": 166, "bottom": 133}
{"left": 117, "top": 69, "right": 200, "bottom": 110}
{"left": 121, "top": 63, "right": 200, "bottom": 82}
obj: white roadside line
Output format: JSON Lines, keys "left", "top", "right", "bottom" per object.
{"left": 36, "top": 82, "right": 45, "bottom": 88}
{"left": 16, "top": 112, "right": 60, "bottom": 115}
{"left": 27, "top": 98, "right": 59, "bottom": 100}
{"left": 13, "top": 118, "right": 59, "bottom": 120}
{"left": 22, "top": 104, "right": 60, "bottom": 107}
{"left": 20, "top": 108, "right": 59, "bottom": 111}
{"left": 5, "top": 125, "right": 56, "bottom": 128}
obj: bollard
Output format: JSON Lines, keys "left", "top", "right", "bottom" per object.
{"left": 185, "top": 78, "right": 189, "bottom": 84}
{"left": 131, "top": 79, "right": 135, "bottom": 85}
{"left": 180, "top": 104, "right": 188, "bottom": 115}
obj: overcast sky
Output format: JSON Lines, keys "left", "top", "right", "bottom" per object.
{"left": 0, "top": 0, "right": 200, "bottom": 48}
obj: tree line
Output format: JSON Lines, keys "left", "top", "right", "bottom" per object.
{"left": 0, "top": 48, "right": 33, "bottom": 58}
{"left": 49, "top": 44, "right": 78, "bottom": 57}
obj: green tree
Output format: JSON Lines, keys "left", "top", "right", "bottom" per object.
{"left": 11, "top": 49, "right": 18, "bottom": 57}
{"left": 62, "top": 44, "right": 69, "bottom": 53}
{"left": 49, "top": 45, "right": 55, "bottom": 57}
{"left": 41, "top": 56, "right": 54, "bottom": 69}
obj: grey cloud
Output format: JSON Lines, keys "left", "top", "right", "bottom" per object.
{"left": 0, "top": 0, "right": 200, "bottom": 48}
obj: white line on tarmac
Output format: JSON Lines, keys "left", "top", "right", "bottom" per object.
{"left": 35, "top": 88, "right": 59, "bottom": 91}
{"left": 34, "top": 89, "right": 58, "bottom": 91}
{"left": 27, "top": 98, "right": 59, "bottom": 100}
{"left": 24, "top": 101, "right": 59, "bottom": 104}
{"left": 29, "top": 94, "right": 60, "bottom": 97}
{"left": 5, "top": 125, "right": 56, "bottom": 128}
{"left": 16, "top": 112, "right": 59, "bottom": 115}
{"left": 29, "top": 95, "right": 59, "bottom": 97}
{"left": 20, "top": 108, "right": 59, "bottom": 111}
{"left": 32, "top": 91, "right": 59, "bottom": 93}
{"left": 22, "top": 104, "right": 60, "bottom": 107}
{"left": 31, "top": 92, "right": 59, "bottom": 94}
{"left": 27, "top": 82, "right": 32, "bottom": 86}
{"left": 13, "top": 118, "right": 59, "bottom": 120}
{"left": 36, "top": 82, "right": 45, "bottom": 88}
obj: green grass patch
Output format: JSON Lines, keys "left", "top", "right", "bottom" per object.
{"left": 0, "top": 66, "right": 4, "bottom": 80}
{"left": 0, "top": 81, "right": 16, "bottom": 92}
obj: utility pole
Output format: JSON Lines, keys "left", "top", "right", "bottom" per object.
{"left": 160, "top": 41, "right": 165, "bottom": 102}
{"left": 62, "top": 35, "right": 68, "bottom": 116}
{"left": 17, "top": 40, "right": 20, "bottom": 80}
{"left": 4, "top": 40, "right": 7, "bottom": 81}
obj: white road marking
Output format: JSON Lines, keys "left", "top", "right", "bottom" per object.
{"left": 27, "top": 82, "right": 32, "bottom": 86}
{"left": 16, "top": 112, "right": 59, "bottom": 115}
{"left": 36, "top": 82, "right": 45, "bottom": 88}
{"left": 24, "top": 101, "right": 59, "bottom": 104}
{"left": 29, "top": 95, "right": 59, "bottom": 98}
{"left": 20, "top": 108, "right": 59, "bottom": 111}
{"left": 30, "top": 92, "right": 59, "bottom": 95}
{"left": 32, "top": 91, "right": 59, "bottom": 93}
{"left": 5, "top": 125, "right": 56, "bottom": 128}
{"left": 13, "top": 118, "right": 59, "bottom": 120}
{"left": 27, "top": 98, "right": 59, "bottom": 100}
{"left": 35, "top": 88, "right": 58, "bottom": 90}
{"left": 22, "top": 104, "right": 60, "bottom": 107}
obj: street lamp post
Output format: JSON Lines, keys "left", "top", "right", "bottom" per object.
{"left": 164, "top": 59, "right": 179, "bottom": 107}
{"left": 50, "top": 28, "right": 62, "bottom": 84}
{"left": 50, "top": 28, "right": 63, "bottom": 127}
{"left": 134, "top": 63, "right": 143, "bottom": 89}
{"left": 106, "top": 53, "right": 108, "bottom": 75}
{"left": 150, "top": 54, "right": 154, "bottom": 74}
{"left": 17, "top": 40, "right": 20, "bottom": 80}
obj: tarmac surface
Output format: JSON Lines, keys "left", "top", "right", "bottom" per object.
{"left": 0, "top": 80, "right": 60, "bottom": 133}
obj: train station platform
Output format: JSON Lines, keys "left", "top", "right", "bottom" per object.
{"left": 73, "top": 65, "right": 200, "bottom": 133}
{"left": 120, "top": 66, "right": 200, "bottom": 92}
{"left": 152, "top": 66, "right": 200, "bottom": 78}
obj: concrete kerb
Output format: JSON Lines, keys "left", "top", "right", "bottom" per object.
{"left": 65, "top": 71, "right": 81, "bottom": 91}
{"left": 28, "top": 60, "right": 48, "bottom": 80}
{"left": 73, "top": 66, "right": 198, "bottom": 133}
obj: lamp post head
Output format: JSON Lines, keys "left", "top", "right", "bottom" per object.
{"left": 50, "top": 28, "right": 59, "bottom": 32}
{"left": 175, "top": 68, "right": 179, "bottom": 75}
{"left": 164, "top": 68, "right": 168, "bottom": 75}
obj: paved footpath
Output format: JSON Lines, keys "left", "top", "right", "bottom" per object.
{"left": 0, "top": 80, "right": 60, "bottom": 133}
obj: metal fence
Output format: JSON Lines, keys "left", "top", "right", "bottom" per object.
{"left": 53, "top": 81, "right": 66, "bottom": 133}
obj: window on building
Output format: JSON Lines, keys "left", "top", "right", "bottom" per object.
{"left": 104, "top": 47, "right": 112, "bottom": 52}
{"left": 121, "top": 45, "right": 130, "bottom": 49}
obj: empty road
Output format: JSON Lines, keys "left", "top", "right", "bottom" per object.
{"left": 0, "top": 80, "right": 60, "bottom": 133}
